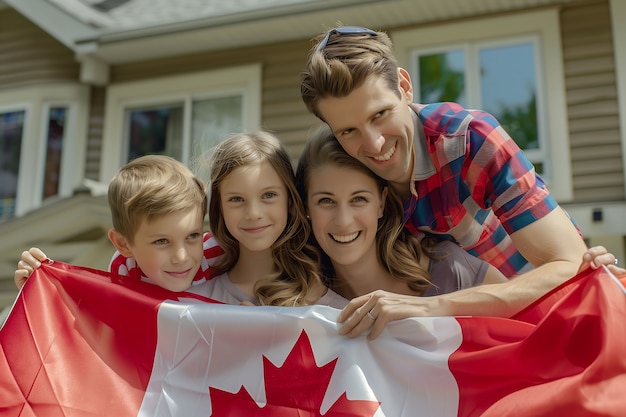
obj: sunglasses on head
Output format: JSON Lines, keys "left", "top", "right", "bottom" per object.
{"left": 316, "top": 26, "right": 378, "bottom": 51}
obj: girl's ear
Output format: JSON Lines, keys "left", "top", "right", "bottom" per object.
{"left": 108, "top": 229, "right": 134, "bottom": 257}
{"left": 379, "top": 187, "right": 388, "bottom": 219}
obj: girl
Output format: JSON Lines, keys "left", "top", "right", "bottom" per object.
{"left": 194, "top": 131, "right": 344, "bottom": 307}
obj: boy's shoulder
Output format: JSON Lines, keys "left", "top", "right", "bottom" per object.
{"left": 202, "top": 232, "right": 224, "bottom": 259}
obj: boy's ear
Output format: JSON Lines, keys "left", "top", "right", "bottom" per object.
{"left": 108, "top": 229, "right": 134, "bottom": 257}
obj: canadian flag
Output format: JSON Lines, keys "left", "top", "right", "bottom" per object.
{"left": 1, "top": 260, "right": 625, "bottom": 417}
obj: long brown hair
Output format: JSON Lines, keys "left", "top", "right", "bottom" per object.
{"left": 204, "top": 131, "right": 325, "bottom": 306}
{"left": 296, "top": 124, "right": 432, "bottom": 293}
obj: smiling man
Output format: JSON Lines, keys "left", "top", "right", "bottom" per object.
{"left": 300, "top": 26, "right": 588, "bottom": 319}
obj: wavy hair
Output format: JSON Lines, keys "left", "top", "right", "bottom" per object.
{"left": 295, "top": 124, "right": 432, "bottom": 293}
{"left": 203, "top": 131, "right": 324, "bottom": 306}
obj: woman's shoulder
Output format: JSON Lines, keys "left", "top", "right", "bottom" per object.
{"left": 426, "top": 240, "right": 489, "bottom": 294}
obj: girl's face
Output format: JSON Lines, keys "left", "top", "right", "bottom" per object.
{"left": 306, "top": 164, "right": 386, "bottom": 268}
{"left": 220, "top": 161, "right": 289, "bottom": 254}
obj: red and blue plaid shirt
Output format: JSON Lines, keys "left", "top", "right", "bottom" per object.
{"left": 404, "top": 102, "right": 559, "bottom": 278}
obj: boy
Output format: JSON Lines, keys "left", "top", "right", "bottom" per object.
{"left": 15, "top": 155, "right": 220, "bottom": 292}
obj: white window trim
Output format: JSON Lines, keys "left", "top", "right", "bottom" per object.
{"left": 0, "top": 84, "right": 89, "bottom": 216}
{"left": 610, "top": 0, "right": 626, "bottom": 198}
{"left": 101, "top": 64, "right": 262, "bottom": 183}
{"left": 392, "top": 8, "right": 573, "bottom": 202}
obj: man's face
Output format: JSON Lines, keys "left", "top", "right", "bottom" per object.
{"left": 316, "top": 69, "right": 415, "bottom": 189}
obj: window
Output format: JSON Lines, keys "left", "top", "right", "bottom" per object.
{"left": 43, "top": 107, "right": 67, "bottom": 200}
{"left": 101, "top": 65, "right": 261, "bottom": 182}
{"left": 0, "top": 84, "right": 89, "bottom": 219}
{"left": 413, "top": 38, "right": 545, "bottom": 173}
{"left": 0, "top": 109, "right": 24, "bottom": 220}
{"left": 393, "top": 9, "right": 572, "bottom": 201}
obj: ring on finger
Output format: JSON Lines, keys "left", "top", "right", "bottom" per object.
{"left": 366, "top": 310, "right": 376, "bottom": 320}
{"left": 615, "top": 258, "right": 619, "bottom": 266}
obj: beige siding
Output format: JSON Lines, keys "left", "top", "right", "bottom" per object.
{"left": 0, "top": 9, "right": 80, "bottom": 88}
{"left": 0, "top": 10, "right": 86, "bottom": 310}
{"left": 561, "top": 0, "right": 624, "bottom": 202}
{"left": 111, "top": 39, "right": 319, "bottom": 161}
{"left": 85, "top": 87, "right": 106, "bottom": 180}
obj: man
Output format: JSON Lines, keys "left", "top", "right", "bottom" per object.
{"left": 300, "top": 26, "right": 590, "bottom": 323}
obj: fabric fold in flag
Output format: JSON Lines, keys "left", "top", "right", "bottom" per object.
{"left": 1, "top": 260, "right": 625, "bottom": 416}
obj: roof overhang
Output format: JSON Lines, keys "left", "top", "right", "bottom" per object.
{"left": 6, "top": 0, "right": 578, "bottom": 65}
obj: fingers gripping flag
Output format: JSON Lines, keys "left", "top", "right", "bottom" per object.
{"left": 1, "top": 261, "right": 625, "bottom": 416}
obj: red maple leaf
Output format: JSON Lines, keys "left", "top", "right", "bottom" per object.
{"left": 209, "top": 330, "right": 380, "bottom": 416}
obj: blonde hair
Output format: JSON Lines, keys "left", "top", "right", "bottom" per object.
{"left": 295, "top": 124, "right": 432, "bottom": 293}
{"left": 300, "top": 27, "right": 400, "bottom": 120}
{"left": 205, "top": 131, "right": 324, "bottom": 306}
{"left": 108, "top": 155, "right": 207, "bottom": 243}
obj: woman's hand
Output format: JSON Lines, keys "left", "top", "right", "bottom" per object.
{"left": 337, "top": 290, "right": 442, "bottom": 340}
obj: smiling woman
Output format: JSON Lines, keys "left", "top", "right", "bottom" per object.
{"left": 295, "top": 124, "right": 507, "bottom": 297}
{"left": 295, "top": 124, "right": 509, "bottom": 336}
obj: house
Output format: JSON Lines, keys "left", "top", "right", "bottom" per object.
{"left": 1, "top": 0, "right": 625, "bottom": 316}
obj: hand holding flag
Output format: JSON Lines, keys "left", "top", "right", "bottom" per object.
{"left": 1, "top": 260, "right": 625, "bottom": 416}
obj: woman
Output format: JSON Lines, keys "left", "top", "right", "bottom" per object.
{"left": 296, "top": 124, "right": 509, "bottom": 338}
{"left": 295, "top": 124, "right": 625, "bottom": 339}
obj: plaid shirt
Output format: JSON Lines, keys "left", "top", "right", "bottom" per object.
{"left": 404, "top": 102, "right": 558, "bottom": 277}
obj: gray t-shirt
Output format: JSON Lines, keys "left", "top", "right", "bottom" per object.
{"left": 422, "top": 240, "right": 489, "bottom": 296}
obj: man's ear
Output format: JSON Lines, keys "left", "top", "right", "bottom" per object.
{"left": 108, "top": 229, "right": 134, "bottom": 257}
{"left": 398, "top": 67, "right": 413, "bottom": 103}
{"left": 379, "top": 187, "right": 388, "bottom": 219}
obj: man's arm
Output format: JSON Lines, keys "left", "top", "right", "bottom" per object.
{"left": 504, "top": 206, "right": 588, "bottom": 294}
{"left": 424, "top": 207, "right": 587, "bottom": 317}
{"left": 338, "top": 208, "right": 592, "bottom": 339}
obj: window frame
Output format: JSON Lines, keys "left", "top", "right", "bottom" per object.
{"left": 101, "top": 64, "right": 262, "bottom": 183}
{"left": 392, "top": 8, "right": 572, "bottom": 201}
{"left": 410, "top": 35, "right": 547, "bottom": 169}
{"left": 0, "top": 84, "right": 89, "bottom": 217}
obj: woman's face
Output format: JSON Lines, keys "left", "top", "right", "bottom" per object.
{"left": 306, "top": 164, "right": 386, "bottom": 269}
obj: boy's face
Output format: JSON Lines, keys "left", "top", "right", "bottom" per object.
{"left": 316, "top": 69, "right": 415, "bottom": 190}
{"left": 114, "top": 208, "right": 205, "bottom": 292}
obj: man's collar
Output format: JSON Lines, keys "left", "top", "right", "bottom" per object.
{"left": 410, "top": 104, "right": 436, "bottom": 181}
